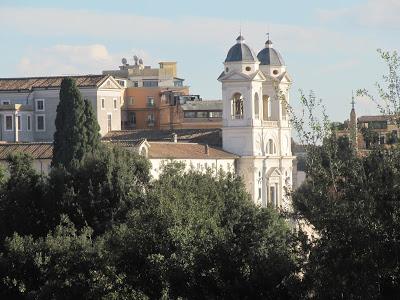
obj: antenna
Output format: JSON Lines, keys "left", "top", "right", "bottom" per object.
{"left": 121, "top": 58, "right": 127, "bottom": 65}
{"left": 133, "top": 55, "right": 139, "bottom": 66}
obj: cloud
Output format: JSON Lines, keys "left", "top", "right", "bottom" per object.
{"left": 0, "top": 6, "right": 364, "bottom": 54}
{"left": 16, "top": 44, "right": 150, "bottom": 76}
{"left": 316, "top": 0, "right": 400, "bottom": 29}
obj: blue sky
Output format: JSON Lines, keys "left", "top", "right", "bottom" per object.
{"left": 1, "top": 0, "right": 399, "bottom": 121}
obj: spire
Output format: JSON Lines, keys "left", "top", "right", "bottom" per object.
{"left": 351, "top": 90, "right": 355, "bottom": 110}
{"left": 265, "top": 32, "right": 273, "bottom": 48}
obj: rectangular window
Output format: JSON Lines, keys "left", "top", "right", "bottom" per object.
{"left": 174, "top": 80, "right": 183, "bottom": 87}
{"left": 147, "top": 97, "right": 155, "bottom": 108}
{"left": 5, "top": 115, "right": 13, "bottom": 131}
{"left": 196, "top": 111, "right": 208, "bottom": 118}
{"left": 101, "top": 98, "right": 105, "bottom": 109}
{"left": 36, "top": 115, "right": 45, "bottom": 131}
{"left": 107, "top": 114, "right": 112, "bottom": 132}
{"left": 133, "top": 81, "right": 139, "bottom": 87}
{"left": 2, "top": 100, "right": 10, "bottom": 105}
{"left": 27, "top": 115, "right": 31, "bottom": 131}
{"left": 147, "top": 113, "right": 155, "bottom": 126}
{"left": 143, "top": 80, "right": 158, "bottom": 87}
{"left": 113, "top": 98, "right": 117, "bottom": 110}
{"left": 184, "top": 111, "right": 196, "bottom": 118}
{"left": 269, "top": 186, "right": 276, "bottom": 207}
{"left": 129, "top": 97, "right": 134, "bottom": 105}
{"left": 35, "top": 99, "right": 45, "bottom": 111}
{"left": 17, "top": 115, "right": 21, "bottom": 131}
{"left": 117, "top": 80, "right": 126, "bottom": 87}
{"left": 209, "top": 111, "right": 222, "bottom": 118}
{"left": 128, "top": 112, "right": 136, "bottom": 126}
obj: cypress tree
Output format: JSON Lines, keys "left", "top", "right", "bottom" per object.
{"left": 52, "top": 77, "right": 87, "bottom": 169}
{"left": 83, "top": 98, "right": 101, "bottom": 155}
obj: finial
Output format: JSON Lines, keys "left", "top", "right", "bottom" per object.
{"left": 351, "top": 90, "right": 355, "bottom": 109}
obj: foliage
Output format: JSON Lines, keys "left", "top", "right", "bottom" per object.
{"left": 361, "top": 126, "right": 380, "bottom": 149}
{"left": 289, "top": 90, "right": 400, "bottom": 299}
{"left": 0, "top": 216, "right": 146, "bottom": 300}
{"left": 84, "top": 98, "right": 101, "bottom": 156}
{"left": 103, "top": 163, "right": 302, "bottom": 299}
{"left": 53, "top": 77, "right": 100, "bottom": 170}
{"left": 358, "top": 49, "right": 400, "bottom": 125}
{"left": 0, "top": 153, "right": 56, "bottom": 243}
{"left": 50, "top": 145, "right": 151, "bottom": 235}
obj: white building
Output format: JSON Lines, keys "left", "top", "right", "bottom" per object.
{"left": 0, "top": 36, "right": 294, "bottom": 208}
{"left": 0, "top": 75, "right": 123, "bottom": 142}
{"left": 218, "top": 35, "right": 294, "bottom": 208}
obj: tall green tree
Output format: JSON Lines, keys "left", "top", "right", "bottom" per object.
{"left": 84, "top": 98, "right": 101, "bottom": 156}
{"left": 104, "top": 163, "right": 302, "bottom": 299}
{"left": 0, "top": 216, "right": 145, "bottom": 300}
{"left": 290, "top": 90, "right": 400, "bottom": 299}
{"left": 50, "top": 146, "right": 151, "bottom": 235}
{"left": 0, "top": 153, "right": 56, "bottom": 243}
{"left": 53, "top": 77, "right": 93, "bottom": 170}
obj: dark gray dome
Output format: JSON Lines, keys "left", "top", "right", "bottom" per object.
{"left": 257, "top": 40, "right": 285, "bottom": 66}
{"left": 225, "top": 35, "right": 258, "bottom": 63}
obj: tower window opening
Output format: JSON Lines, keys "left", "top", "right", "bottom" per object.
{"left": 263, "top": 95, "right": 270, "bottom": 120}
{"left": 231, "top": 93, "right": 244, "bottom": 119}
{"left": 245, "top": 66, "right": 251, "bottom": 71}
{"left": 267, "top": 139, "right": 276, "bottom": 154}
{"left": 254, "top": 93, "right": 259, "bottom": 119}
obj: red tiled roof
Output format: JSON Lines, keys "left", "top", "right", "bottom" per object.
{"left": 0, "top": 75, "right": 108, "bottom": 91}
{"left": 147, "top": 142, "right": 237, "bottom": 159}
{"left": 0, "top": 142, "right": 53, "bottom": 160}
{"left": 103, "top": 128, "right": 222, "bottom": 147}
{"left": 358, "top": 115, "right": 390, "bottom": 122}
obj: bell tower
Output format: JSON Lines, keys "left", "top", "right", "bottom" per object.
{"left": 218, "top": 35, "right": 294, "bottom": 208}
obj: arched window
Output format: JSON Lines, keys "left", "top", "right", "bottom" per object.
{"left": 254, "top": 93, "right": 259, "bottom": 119}
{"left": 267, "top": 139, "right": 276, "bottom": 154}
{"left": 231, "top": 93, "right": 244, "bottom": 119}
{"left": 263, "top": 95, "right": 270, "bottom": 120}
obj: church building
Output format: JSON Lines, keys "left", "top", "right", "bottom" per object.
{"left": 0, "top": 35, "right": 294, "bottom": 208}
{"left": 218, "top": 35, "right": 294, "bottom": 208}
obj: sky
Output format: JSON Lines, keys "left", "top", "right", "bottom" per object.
{"left": 1, "top": 0, "right": 399, "bottom": 122}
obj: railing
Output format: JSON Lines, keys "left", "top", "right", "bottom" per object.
{"left": 262, "top": 120, "right": 278, "bottom": 127}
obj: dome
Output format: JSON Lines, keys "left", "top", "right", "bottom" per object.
{"left": 225, "top": 35, "right": 258, "bottom": 63}
{"left": 257, "top": 40, "right": 285, "bottom": 66}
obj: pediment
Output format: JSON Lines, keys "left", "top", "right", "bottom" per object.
{"left": 98, "top": 76, "right": 123, "bottom": 89}
{"left": 266, "top": 167, "right": 282, "bottom": 178}
{"left": 278, "top": 71, "right": 292, "bottom": 83}
{"left": 249, "top": 70, "right": 267, "bottom": 81}
{"left": 218, "top": 71, "right": 251, "bottom": 82}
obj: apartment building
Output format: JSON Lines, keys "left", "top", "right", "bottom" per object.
{"left": 0, "top": 75, "right": 123, "bottom": 142}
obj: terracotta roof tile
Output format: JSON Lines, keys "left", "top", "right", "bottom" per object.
{"left": 147, "top": 142, "right": 237, "bottom": 159}
{"left": 0, "top": 75, "right": 108, "bottom": 91}
{"left": 103, "top": 128, "right": 222, "bottom": 147}
{"left": 358, "top": 115, "right": 390, "bottom": 122}
{"left": 0, "top": 143, "right": 53, "bottom": 160}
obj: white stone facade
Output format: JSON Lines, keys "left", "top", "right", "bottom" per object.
{"left": 218, "top": 36, "right": 294, "bottom": 207}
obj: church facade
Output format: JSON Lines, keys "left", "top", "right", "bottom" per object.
{"left": 0, "top": 35, "right": 294, "bottom": 209}
{"left": 218, "top": 35, "right": 294, "bottom": 208}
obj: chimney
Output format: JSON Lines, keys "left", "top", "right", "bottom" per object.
{"left": 171, "top": 133, "right": 177, "bottom": 143}
{"left": 205, "top": 144, "right": 209, "bottom": 155}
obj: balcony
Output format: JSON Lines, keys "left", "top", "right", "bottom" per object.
{"left": 262, "top": 120, "right": 278, "bottom": 127}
